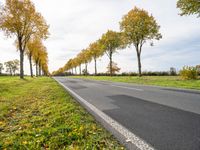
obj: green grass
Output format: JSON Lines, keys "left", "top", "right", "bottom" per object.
{"left": 0, "top": 77, "right": 123, "bottom": 150}
{"left": 71, "top": 76, "right": 200, "bottom": 90}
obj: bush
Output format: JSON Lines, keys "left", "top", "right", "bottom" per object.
{"left": 196, "top": 65, "right": 200, "bottom": 75}
{"left": 91, "top": 71, "right": 171, "bottom": 76}
{"left": 82, "top": 69, "right": 89, "bottom": 76}
{"left": 179, "top": 66, "right": 198, "bottom": 80}
{"left": 0, "top": 73, "right": 10, "bottom": 76}
{"left": 121, "top": 72, "right": 138, "bottom": 76}
{"left": 142, "top": 71, "right": 169, "bottom": 76}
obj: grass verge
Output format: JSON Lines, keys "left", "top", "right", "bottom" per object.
{"left": 71, "top": 76, "right": 200, "bottom": 90}
{"left": 0, "top": 77, "right": 123, "bottom": 149}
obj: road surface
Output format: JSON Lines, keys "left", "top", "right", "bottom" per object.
{"left": 54, "top": 77, "right": 200, "bottom": 150}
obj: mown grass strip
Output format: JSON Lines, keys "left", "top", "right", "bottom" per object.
{"left": 0, "top": 77, "right": 124, "bottom": 149}
{"left": 71, "top": 76, "right": 200, "bottom": 90}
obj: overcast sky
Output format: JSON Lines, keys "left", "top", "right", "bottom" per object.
{"left": 0, "top": 0, "right": 200, "bottom": 74}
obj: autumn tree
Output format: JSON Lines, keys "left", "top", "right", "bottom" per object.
{"left": 12, "top": 59, "right": 20, "bottom": 75}
{"left": 0, "top": 0, "right": 49, "bottom": 79}
{"left": 38, "top": 48, "right": 48, "bottom": 76}
{"left": 52, "top": 67, "right": 65, "bottom": 76}
{"left": 76, "top": 53, "right": 83, "bottom": 75}
{"left": 0, "top": 63, "right": 4, "bottom": 74}
{"left": 99, "top": 30, "right": 122, "bottom": 76}
{"left": 66, "top": 59, "right": 74, "bottom": 74}
{"left": 68, "top": 58, "right": 79, "bottom": 75}
{"left": 73, "top": 58, "right": 80, "bottom": 75}
{"left": 41, "top": 62, "right": 49, "bottom": 76}
{"left": 32, "top": 44, "right": 40, "bottom": 77}
{"left": 80, "top": 49, "right": 92, "bottom": 75}
{"left": 88, "top": 41, "right": 104, "bottom": 75}
{"left": 63, "top": 63, "right": 69, "bottom": 74}
{"left": 4, "top": 61, "right": 13, "bottom": 75}
{"left": 120, "top": 7, "right": 162, "bottom": 77}
{"left": 177, "top": 0, "right": 200, "bottom": 17}
{"left": 106, "top": 61, "right": 120, "bottom": 75}
{"left": 33, "top": 43, "right": 47, "bottom": 77}
{"left": 26, "top": 37, "right": 41, "bottom": 77}
{"left": 4, "top": 59, "right": 19, "bottom": 75}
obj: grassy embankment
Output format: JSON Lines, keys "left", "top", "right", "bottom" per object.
{"left": 0, "top": 77, "right": 123, "bottom": 149}
{"left": 71, "top": 76, "right": 200, "bottom": 90}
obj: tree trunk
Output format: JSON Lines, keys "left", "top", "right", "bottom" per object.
{"left": 39, "top": 63, "right": 41, "bottom": 76}
{"left": 29, "top": 55, "right": 33, "bottom": 77}
{"left": 79, "top": 65, "right": 82, "bottom": 75}
{"left": 94, "top": 57, "right": 97, "bottom": 75}
{"left": 18, "top": 36, "right": 24, "bottom": 79}
{"left": 9, "top": 67, "right": 12, "bottom": 76}
{"left": 136, "top": 50, "right": 142, "bottom": 77}
{"left": 109, "top": 51, "right": 113, "bottom": 77}
{"left": 85, "top": 63, "right": 88, "bottom": 75}
{"left": 71, "top": 68, "right": 73, "bottom": 75}
{"left": 20, "top": 50, "right": 24, "bottom": 79}
{"left": 36, "top": 62, "right": 38, "bottom": 77}
{"left": 75, "top": 67, "right": 77, "bottom": 75}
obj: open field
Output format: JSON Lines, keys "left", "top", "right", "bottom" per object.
{"left": 71, "top": 76, "right": 200, "bottom": 90}
{"left": 0, "top": 77, "right": 123, "bottom": 149}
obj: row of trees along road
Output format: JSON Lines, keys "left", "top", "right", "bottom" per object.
{"left": 54, "top": 0, "right": 200, "bottom": 77}
{"left": 0, "top": 0, "right": 49, "bottom": 79}
{"left": 53, "top": 7, "right": 162, "bottom": 77}
{"left": 0, "top": 60, "right": 19, "bottom": 75}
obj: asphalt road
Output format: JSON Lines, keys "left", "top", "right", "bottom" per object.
{"left": 54, "top": 77, "right": 200, "bottom": 150}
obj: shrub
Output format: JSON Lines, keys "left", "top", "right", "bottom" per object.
{"left": 179, "top": 66, "right": 198, "bottom": 80}
{"left": 94, "top": 71, "right": 170, "bottom": 76}
{"left": 121, "top": 72, "right": 138, "bottom": 76}
{"left": 196, "top": 65, "right": 200, "bottom": 75}
{"left": 82, "top": 69, "right": 89, "bottom": 76}
{"left": 142, "top": 71, "right": 169, "bottom": 76}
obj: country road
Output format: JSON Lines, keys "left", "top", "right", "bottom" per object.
{"left": 54, "top": 77, "right": 200, "bottom": 150}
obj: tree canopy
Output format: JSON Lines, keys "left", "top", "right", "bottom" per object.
{"left": 120, "top": 7, "right": 162, "bottom": 76}
{"left": 177, "top": 0, "right": 200, "bottom": 17}
{"left": 4, "top": 59, "right": 19, "bottom": 75}
{"left": 120, "top": 7, "right": 162, "bottom": 48}
{"left": 99, "top": 30, "right": 122, "bottom": 76}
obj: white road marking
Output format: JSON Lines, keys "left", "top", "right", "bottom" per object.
{"left": 54, "top": 78, "right": 154, "bottom": 150}
{"left": 111, "top": 85, "right": 144, "bottom": 91}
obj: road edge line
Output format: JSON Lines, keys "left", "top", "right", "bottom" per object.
{"left": 54, "top": 77, "right": 155, "bottom": 150}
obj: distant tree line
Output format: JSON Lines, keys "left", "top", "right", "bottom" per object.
{"left": 0, "top": 59, "right": 19, "bottom": 76}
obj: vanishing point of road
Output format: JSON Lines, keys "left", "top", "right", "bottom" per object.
{"left": 54, "top": 77, "right": 200, "bottom": 150}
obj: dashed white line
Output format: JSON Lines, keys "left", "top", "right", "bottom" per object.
{"left": 54, "top": 78, "right": 154, "bottom": 150}
{"left": 111, "top": 85, "right": 144, "bottom": 91}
